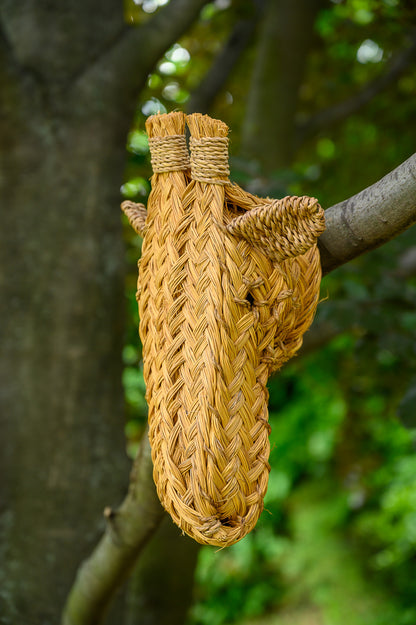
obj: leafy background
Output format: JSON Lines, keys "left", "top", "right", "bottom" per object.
{"left": 121, "top": 1, "right": 416, "bottom": 623}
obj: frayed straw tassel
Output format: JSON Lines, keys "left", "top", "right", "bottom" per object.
{"left": 123, "top": 112, "right": 325, "bottom": 548}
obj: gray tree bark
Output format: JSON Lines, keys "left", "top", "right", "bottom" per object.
{"left": 62, "top": 436, "right": 164, "bottom": 625}
{"left": 0, "top": 13, "right": 130, "bottom": 625}
{"left": 0, "top": 1, "right": 208, "bottom": 623}
{"left": 319, "top": 153, "right": 416, "bottom": 273}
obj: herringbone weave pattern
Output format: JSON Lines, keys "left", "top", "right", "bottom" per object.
{"left": 123, "top": 112, "right": 325, "bottom": 546}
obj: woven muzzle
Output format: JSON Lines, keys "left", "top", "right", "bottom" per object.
{"left": 122, "top": 112, "right": 325, "bottom": 547}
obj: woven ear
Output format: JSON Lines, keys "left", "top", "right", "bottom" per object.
{"left": 226, "top": 195, "right": 325, "bottom": 263}
{"left": 121, "top": 200, "right": 147, "bottom": 237}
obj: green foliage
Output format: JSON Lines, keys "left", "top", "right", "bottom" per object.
{"left": 192, "top": 532, "right": 285, "bottom": 625}
{"left": 357, "top": 454, "right": 416, "bottom": 568}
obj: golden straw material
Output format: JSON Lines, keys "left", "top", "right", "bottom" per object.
{"left": 222, "top": 183, "right": 325, "bottom": 372}
{"left": 226, "top": 195, "right": 324, "bottom": 263}
{"left": 149, "top": 134, "right": 190, "bottom": 173}
{"left": 135, "top": 113, "right": 191, "bottom": 511}
{"left": 123, "top": 112, "right": 325, "bottom": 547}
{"left": 121, "top": 201, "right": 147, "bottom": 236}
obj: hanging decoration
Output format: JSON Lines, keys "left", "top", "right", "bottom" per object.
{"left": 122, "top": 112, "right": 325, "bottom": 547}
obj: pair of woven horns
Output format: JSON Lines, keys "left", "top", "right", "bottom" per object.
{"left": 122, "top": 112, "right": 325, "bottom": 262}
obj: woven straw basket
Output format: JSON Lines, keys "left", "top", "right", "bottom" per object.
{"left": 122, "top": 112, "right": 325, "bottom": 547}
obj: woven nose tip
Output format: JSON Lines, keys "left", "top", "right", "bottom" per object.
{"left": 186, "top": 504, "right": 265, "bottom": 547}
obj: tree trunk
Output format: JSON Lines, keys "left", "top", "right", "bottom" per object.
{"left": 0, "top": 6, "right": 133, "bottom": 623}
{"left": 241, "top": 0, "right": 324, "bottom": 171}
{"left": 0, "top": 99, "right": 129, "bottom": 624}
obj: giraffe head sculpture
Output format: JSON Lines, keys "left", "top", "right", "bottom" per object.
{"left": 122, "top": 112, "right": 325, "bottom": 546}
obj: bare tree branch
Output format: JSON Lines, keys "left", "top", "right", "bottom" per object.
{"left": 186, "top": 2, "right": 264, "bottom": 114}
{"left": 297, "top": 34, "right": 416, "bottom": 145}
{"left": 298, "top": 242, "right": 416, "bottom": 359}
{"left": 319, "top": 152, "right": 416, "bottom": 274}
{"left": 62, "top": 434, "right": 164, "bottom": 625}
{"left": 241, "top": 0, "right": 325, "bottom": 170}
{"left": 138, "top": 0, "right": 209, "bottom": 55}
{"left": 297, "top": 320, "right": 341, "bottom": 358}
{"left": 0, "top": 17, "right": 12, "bottom": 61}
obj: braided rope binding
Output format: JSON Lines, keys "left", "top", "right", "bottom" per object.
{"left": 127, "top": 112, "right": 325, "bottom": 547}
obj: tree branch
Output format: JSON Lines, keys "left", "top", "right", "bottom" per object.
{"left": 297, "top": 319, "right": 341, "bottom": 358}
{"left": 241, "top": 0, "right": 325, "bottom": 170}
{"left": 319, "top": 152, "right": 416, "bottom": 274}
{"left": 138, "top": 0, "right": 209, "bottom": 58}
{"left": 297, "top": 33, "right": 416, "bottom": 144}
{"left": 104, "top": 0, "right": 210, "bottom": 95}
{"left": 186, "top": 2, "right": 263, "bottom": 114}
{"left": 62, "top": 434, "right": 164, "bottom": 625}
{"left": 0, "top": 17, "right": 12, "bottom": 62}
{"left": 71, "top": 0, "right": 210, "bottom": 104}
{"left": 298, "top": 242, "right": 416, "bottom": 359}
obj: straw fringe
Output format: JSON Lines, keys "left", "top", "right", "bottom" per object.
{"left": 124, "top": 112, "right": 325, "bottom": 547}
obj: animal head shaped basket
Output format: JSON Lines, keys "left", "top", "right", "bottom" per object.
{"left": 122, "top": 111, "right": 325, "bottom": 547}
